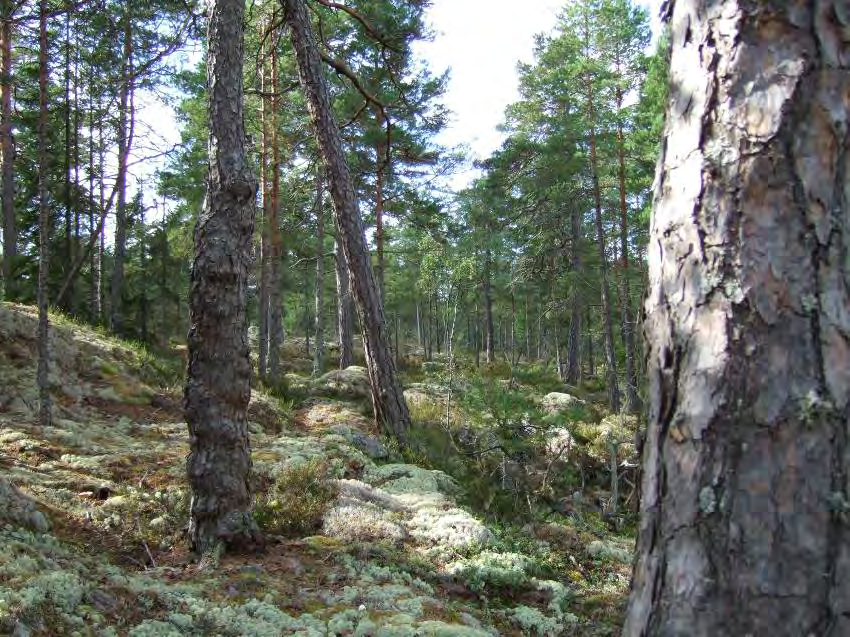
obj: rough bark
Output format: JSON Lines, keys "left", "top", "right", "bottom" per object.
{"left": 284, "top": 0, "right": 410, "bottom": 444}
{"left": 313, "top": 175, "right": 325, "bottom": 378}
{"left": 334, "top": 233, "right": 354, "bottom": 369}
{"left": 185, "top": 0, "right": 262, "bottom": 558}
{"left": 1, "top": 12, "right": 14, "bottom": 300}
{"left": 109, "top": 12, "right": 133, "bottom": 335}
{"left": 375, "top": 108, "right": 386, "bottom": 297}
{"left": 36, "top": 0, "right": 50, "bottom": 428}
{"left": 624, "top": 2, "right": 850, "bottom": 635}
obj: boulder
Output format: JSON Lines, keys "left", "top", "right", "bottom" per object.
{"left": 0, "top": 478, "right": 50, "bottom": 532}
{"left": 312, "top": 366, "right": 371, "bottom": 400}
{"left": 327, "top": 424, "right": 388, "bottom": 460}
{"left": 540, "top": 392, "right": 585, "bottom": 413}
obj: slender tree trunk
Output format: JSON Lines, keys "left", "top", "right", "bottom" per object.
{"left": 267, "top": 24, "right": 283, "bottom": 381}
{"left": 484, "top": 245, "right": 495, "bottom": 364}
{"left": 374, "top": 108, "right": 386, "bottom": 298}
{"left": 63, "top": 10, "right": 73, "bottom": 312}
{"left": 625, "top": 3, "right": 850, "bottom": 635}
{"left": 1, "top": 13, "right": 15, "bottom": 300}
{"left": 257, "top": 33, "right": 270, "bottom": 381}
{"left": 585, "top": 309, "right": 595, "bottom": 378}
{"left": 185, "top": 0, "right": 262, "bottom": 557}
{"left": 109, "top": 11, "right": 134, "bottom": 335}
{"left": 334, "top": 233, "right": 353, "bottom": 369}
{"left": 36, "top": 0, "right": 50, "bottom": 428}
{"left": 566, "top": 201, "right": 583, "bottom": 384}
{"left": 616, "top": 86, "right": 640, "bottom": 414}
{"left": 588, "top": 100, "right": 620, "bottom": 412}
{"left": 284, "top": 0, "right": 410, "bottom": 443}
{"left": 312, "top": 175, "right": 325, "bottom": 377}
{"left": 88, "top": 65, "right": 99, "bottom": 320}
{"left": 474, "top": 299, "right": 480, "bottom": 367}
{"left": 139, "top": 205, "right": 148, "bottom": 343}
{"left": 415, "top": 296, "right": 422, "bottom": 351}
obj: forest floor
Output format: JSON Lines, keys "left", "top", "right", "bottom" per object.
{"left": 0, "top": 302, "right": 636, "bottom": 637}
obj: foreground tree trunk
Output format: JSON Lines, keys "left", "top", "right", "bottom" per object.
{"left": 284, "top": 0, "right": 410, "bottom": 444}
{"left": 624, "top": 3, "right": 850, "bottom": 635}
{"left": 185, "top": 0, "right": 262, "bottom": 558}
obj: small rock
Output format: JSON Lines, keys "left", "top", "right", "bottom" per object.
{"left": 328, "top": 425, "right": 388, "bottom": 459}
{"left": 88, "top": 589, "right": 118, "bottom": 613}
{"left": 541, "top": 392, "right": 585, "bottom": 412}
{"left": 149, "top": 516, "right": 167, "bottom": 529}
{"left": 101, "top": 495, "right": 129, "bottom": 509}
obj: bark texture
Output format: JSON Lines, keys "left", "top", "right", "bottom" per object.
{"left": 268, "top": 27, "right": 283, "bottom": 381}
{"left": 185, "top": 0, "right": 262, "bottom": 557}
{"left": 624, "top": 2, "right": 850, "bottom": 635}
{"left": 284, "top": 0, "right": 410, "bottom": 444}
{"left": 313, "top": 176, "right": 325, "bottom": 378}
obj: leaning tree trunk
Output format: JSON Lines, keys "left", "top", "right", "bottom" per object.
{"left": 284, "top": 0, "right": 410, "bottom": 444}
{"left": 36, "top": 0, "right": 50, "bottom": 428}
{"left": 1, "top": 12, "right": 15, "bottom": 300}
{"left": 624, "top": 2, "right": 850, "bottom": 636}
{"left": 334, "top": 233, "right": 354, "bottom": 369}
{"left": 185, "top": 0, "right": 262, "bottom": 558}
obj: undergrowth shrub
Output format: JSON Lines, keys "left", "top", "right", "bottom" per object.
{"left": 254, "top": 460, "right": 338, "bottom": 537}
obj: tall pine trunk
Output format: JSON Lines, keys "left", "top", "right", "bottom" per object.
{"left": 625, "top": 2, "right": 850, "bottom": 634}
{"left": 484, "top": 245, "right": 495, "bottom": 364}
{"left": 36, "top": 0, "right": 50, "bottom": 427}
{"left": 334, "top": 233, "right": 353, "bottom": 369}
{"left": 284, "top": 0, "right": 410, "bottom": 444}
{"left": 313, "top": 175, "right": 325, "bottom": 377}
{"left": 267, "top": 25, "right": 283, "bottom": 380}
{"left": 185, "top": 0, "right": 262, "bottom": 557}
{"left": 109, "top": 11, "right": 133, "bottom": 335}
{"left": 616, "top": 87, "right": 640, "bottom": 414}
{"left": 1, "top": 12, "right": 14, "bottom": 300}
{"left": 257, "top": 31, "right": 270, "bottom": 380}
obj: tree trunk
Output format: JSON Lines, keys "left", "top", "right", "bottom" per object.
{"left": 257, "top": 22, "right": 270, "bottom": 381}
{"left": 109, "top": 11, "right": 134, "bottom": 335}
{"left": 88, "top": 63, "right": 99, "bottom": 320}
{"left": 334, "top": 233, "right": 353, "bottom": 369}
{"left": 63, "top": 9, "right": 73, "bottom": 312}
{"left": 1, "top": 13, "right": 14, "bottom": 300}
{"left": 374, "top": 108, "right": 386, "bottom": 298}
{"left": 566, "top": 201, "right": 583, "bottom": 384}
{"left": 588, "top": 108, "right": 620, "bottom": 411}
{"left": 185, "top": 0, "right": 262, "bottom": 558}
{"left": 624, "top": 3, "right": 850, "bottom": 635}
{"left": 616, "top": 86, "right": 640, "bottom": 414}
{"left": 484, "top": 245, "right": 495, "bottom": 364}
{"left": 36, "top": 0, "right": 50, "bottom": 428}
{"left": 267, "top": 24, "right": 283, "bottom": 381}
{"left": 284, "top": 0, "right": 410, "bottom": 444}
{"left": 313, "top": 175, "right": 325, "bottom": 377}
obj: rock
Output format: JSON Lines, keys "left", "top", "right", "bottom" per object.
{"left": 102, "top": 495, "right": 129, "bottom": 509}
{"left": 12, "top": 621, "right": 31, "bottom": 637}
{"left": 5, "top": 397, "right": 35, "bottom": 418}
{"left": 149, "top": 516, "right": 168, "bottom": 528}
{"left": 327, "top": 425, "right": 388, "bottom": 459}
{"left": 88, "top": 589, "right": 119, "bottom": 613}
{"left": 0, "top": 478, "right": 50, "bottom": 532}
{"left": 541, "top": 392, "right": 585, "bottom": 413}
{"left": 312, "top": 366, "right": 371, "bottom": 400}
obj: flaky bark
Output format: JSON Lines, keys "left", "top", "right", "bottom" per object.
{"left": 284, "top": 0, "right": 410, "bottom": 444}
{"left": 625, "top": 2, "right": 850, "bottom": 635}
{"left": 185, "top": 0, "right": 262, "bottom": 557}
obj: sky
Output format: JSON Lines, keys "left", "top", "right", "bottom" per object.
{"left": 411, "top": 0, "right": 661, "bottom": 170}
{"left": 136, "top": 0, "right": 662, "bottom": 202}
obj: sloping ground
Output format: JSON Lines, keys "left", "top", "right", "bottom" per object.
{"left": 0, "top": 303, "right": 633, "bottom": 636}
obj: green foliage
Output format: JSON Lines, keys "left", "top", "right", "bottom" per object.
{"left": 254, "top": 460, "right": 339, "bottom": 537}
